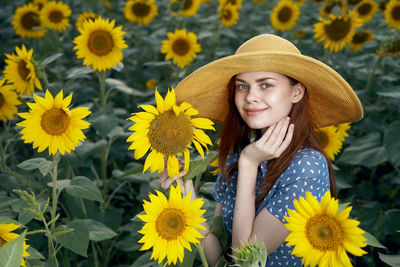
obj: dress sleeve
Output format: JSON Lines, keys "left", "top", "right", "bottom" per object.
{"left": 265, "top": 150, "right": 330, "bottom": 223}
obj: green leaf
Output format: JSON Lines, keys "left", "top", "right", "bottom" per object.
{"left": 92, "top": 115, "right": 119, "bottom": 137}
{"left": 131, "top": 211, "right": 145, "bottom": 222}
{"left": 0, "top": 229, "right": 26, "bottom": 267}
{"left": 105, "top": 78, "right": 150, "bottom": 96}
{"left": 130, "top": 252, "right": 157, "bottom": 267}
{"left": 112, "top": 62, "right": 124, "bottom": 72}
{"left": 338, "top": 202, "right": 351, "bottom": 212}
{"left": 337, "top": 132, "right": 388, "bottom": 167}
{"left": 185, "top": 153, "right": 217, "bottom": 181}
{"left": 210, "top": 216, "right": 228, "bottom": 248}
{"left": 65, "top": 176, "right": 103, "bottom": 203}
{"left": 17, "top": 158, "right": 47, "bottom": 171}
{"left": 66, "top": 66, "right": 93, "bottom": 79}
{"left": 75, "top": 140, "right": 107, "bottom": 160}
{"left": 46, "top": 179, "right": 71, "bottom": 192}
{"left": 75, "top": 219, "right": 117, "bottom": 241}
{"left": 40, "top": 53, "right": 63, "bottom": 66}
{"left": 38, "top": 157, "right": 60, "bottom": 177}
{"left": 363, "top": 231, "right": 386, "bottom": 248}
{"left": 26, "top": 246, "right": 45, "bottom": 260}
{"left": 378, "top": 253, "right": 400, "bottom": 267}
{"left": 383, "top": 121, "right": 400, "bottom": 166}
{"left": 199, "top": 182, "right": 215, "bottom": 195}
{"left": 56, "top": 221, "right": 89, "bottom": 257}
{"left": 174, "top": 244, "right": 197, "bottom": 267}
{"left": 377, "top": 90, "right": 400, "bottom": 99}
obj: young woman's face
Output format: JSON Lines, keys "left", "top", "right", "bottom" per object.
{"left": 234, "top": 71, "right": 304, "bottom": 131}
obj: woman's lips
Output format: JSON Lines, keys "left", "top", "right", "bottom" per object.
{"left": 245, "top": 108, "right": 267, "bottom": 115}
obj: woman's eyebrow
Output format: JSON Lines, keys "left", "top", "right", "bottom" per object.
{"left": 234, "top": 77, "right": 276, "bottom": 83}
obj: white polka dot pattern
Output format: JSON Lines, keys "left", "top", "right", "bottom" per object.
{"left": 212, "top": 148, "right": 330, "bottom": 266}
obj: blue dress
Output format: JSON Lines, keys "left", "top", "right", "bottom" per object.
{"left": 212, "top": 148, "right": 330, "bottom": 266}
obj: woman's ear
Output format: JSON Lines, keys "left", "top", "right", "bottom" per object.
{"left": 291, "top": 83, "right": 305, "bottom": 103}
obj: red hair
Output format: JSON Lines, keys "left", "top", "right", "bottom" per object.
{"left": 218, "top": 77, "right": 336, "bottom": 208}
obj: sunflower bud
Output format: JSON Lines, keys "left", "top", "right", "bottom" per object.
{"left": 230, "top": 238, "right": 268, "bottom": 267}
{"left": 377, "top": 35, "right": 400, "bottom": 57}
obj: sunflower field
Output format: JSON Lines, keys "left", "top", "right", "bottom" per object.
{"left": 0, "top": 0, "right": 400, "bottom": 266}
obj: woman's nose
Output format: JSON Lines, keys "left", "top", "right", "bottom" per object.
{"left": 245, "top": 87, "right": 259, "bottom": 102}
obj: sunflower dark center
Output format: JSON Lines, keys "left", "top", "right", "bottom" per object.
{"left": 182, "top": 0, "right": 193, "bottom": 10}
{"left": 18, "top": 60, "right": 30, "bottom": 80}
{"left": 0, "top": 93, "right": 4, "bottom": 109}
{"left": 21, "top": 11, "right": 40, "bottom": 30}
{"left": 352, "top": 31, "right": 369, "bottom": 44}
{"left": 325, "top": 18, "right": 352, "bottom": 41}
{"left": 41, "top": 108, "right": 70, "bottom": 136}
{"left": 88, "top": 30, "right": 114, "bottom": 56}
{"left": 222, "top": 9, "right": 232, "bottom": 20}
{"left": 306, "top": 214, "right": 344, "bottom": 250}
{"left": 132, "top": 2, "right": 151, "bottom": 17}
{"left": 357, "top": 3, "right": 372, "bottom": 15}
{"left": 49, "top": 10, "right": 64, "bottom": 23}
{"left": 155, "top": 208, "right": 186, "bottom": 240}
{"left": 278, "top": 6, "right": 292, "bottom": 22}
{"left": 392, "top": 6, "right": 400, "bottom": 20}
{"left": 227, "top": 0, "right": 238, "bottom": 5}
{"left": 172, "top": 38, "right": 190, "bottom": 56}
{"left": 148, "top": 110, "right": 193, "bottom": 155}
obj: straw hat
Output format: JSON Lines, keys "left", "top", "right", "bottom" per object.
{"left": 175, "top": 34, "right": 363, "bottom": 128}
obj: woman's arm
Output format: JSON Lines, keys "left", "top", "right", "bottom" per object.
{"left": 232, "top": 117, "right": 293, "bottom": 253}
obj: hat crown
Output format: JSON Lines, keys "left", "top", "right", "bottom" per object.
{"left": 235, "top": 34, "right": 301, "bottom": 55}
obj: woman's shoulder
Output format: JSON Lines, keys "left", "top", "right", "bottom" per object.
{"left": 291, "top": 147, "right": 328, "bottom": 167}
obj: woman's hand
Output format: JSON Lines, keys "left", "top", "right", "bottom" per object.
{"left": 159, "top": 160, "right": 196, "bottom": 199}
{"left": 240, "top": 116, "right": 294, "bottom": 166}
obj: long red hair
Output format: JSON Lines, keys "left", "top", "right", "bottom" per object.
{"left": 218, "top": 77, "right": 336, "bottom": 208}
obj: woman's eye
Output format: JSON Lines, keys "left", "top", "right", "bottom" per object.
{"left": 261, "top": 83, "right": 271, "bottom": 89}
{"left": 236, "top": 84, "right": 248, "bottom": 90}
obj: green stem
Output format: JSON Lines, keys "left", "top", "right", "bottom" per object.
{"left": 194, "top": 174, "right": 202, "bottom": 196}
{"left": 104, "top": 181, "right": 127, "bottom": 210}
{"left": 50, "top": 158, "right": 58, "bottom": 234}
{"left": 91, "top": 242, "right": 100, "bottom": 267}
{"left": 80, "top": 198, "right": 88, "bottom": 217}
{"left": 198, "top": 241, "right": 209, "bottom": 267}
{"left": 101, "top": 149, "right": 108, "bottom": 208}
{"left": 96, "top": 71, "right": 107, "bottom": 115}
{"left": 365, "top": 56, "right": 383, "bottom": 92}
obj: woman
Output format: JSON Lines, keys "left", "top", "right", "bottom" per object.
{"left": 159, "top": 34, "right": 363, "bottom": 266}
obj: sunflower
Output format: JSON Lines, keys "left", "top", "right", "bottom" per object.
{"left": 33, "top": 0, "right": 48, "bottom": 10}
{"left": 384, "top": 0, "right": 400, "bottom": 29}
{"left": 171, "top": 0, "right": 202, "bottom": 16}
{"left": 17, "top": 90, "right": 91, "bottom": 155}
{"left": 354, "top": 0, "right": 378, "bottom": 23}
{"left": 320, "top": 0, "right": 347, "bottom": 17}
{"left": 40, "top": 1, "right": 71, "bottom": 32}
{"left": 73, "top": 17, "right": 128, "bottom": 72}
{"left": 0, "top": 223, "right": 30, "bottom": 266}
{"left": 161, "top": 29, "right": 202, "bottom": 69}
{"left": 124, "top": 0, "right": 158, "bottom": 26}
{"left": 146, "top": 79, "right": 157, "bottom": 89}
{"left": 75, "top": 11, "right": 97, "bottom": 31}
{"left": 11, "top": 3, "right": 47, "bottom": 38}
{"left": 3, "top": 45, "right": 42, "bottom": 96}
{"left": 218, "top": 3, "right": 240, "bottom": 27}
{"left": 334, "top": 123, "right": 351, "bottom": 141}
{"left": 137, "top": 183, "right": 206, "bottom": 265}
{"left": 0, "top": 80, "right": 22, "bottom": 122}
{"left": 314, "top": 126, "right": 343, "bottom": 160}
{"left": 349, "top": 29, "right": 373, "bottom": 51}
{"left": 377, "top": 35, "right": 400, "bottom": 56}
{"left": 209, "top": 157, "right": 219, "bottom": 176}
{"left": 219, "top": 0, "right": 243, "bottom": 8}
{"left": 284, "top": 191, "right": 367, "bottom": 267}
{"left": 270, "top": 0, "right": 300, "bottom": 31}
{"left": 127, "top": 88, "right": 214, "bottom": 178}
{"left": 313, "top": 11, "right": 362, "bottom": 52}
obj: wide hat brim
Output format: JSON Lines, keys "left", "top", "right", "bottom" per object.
{"left": 175, "top": 36, "right": 363, "bottom": 128}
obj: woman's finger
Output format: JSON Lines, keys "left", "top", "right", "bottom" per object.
{"left": 259, "top": 121, "right": 277, "bottom": 143}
